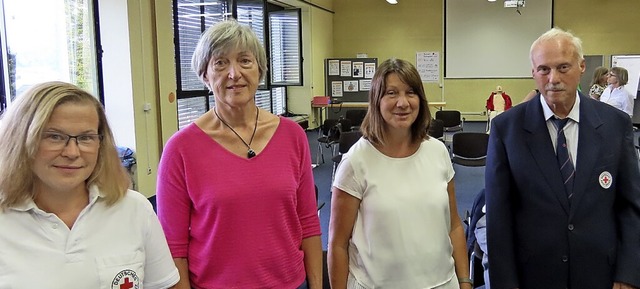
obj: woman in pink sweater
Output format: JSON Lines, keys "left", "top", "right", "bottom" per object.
{"left": 156, "top": 20, "right": 322, "bottom": 289}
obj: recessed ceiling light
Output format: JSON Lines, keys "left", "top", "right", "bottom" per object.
{"left": 386, "top": 0, "right": 398, "bottom": 4}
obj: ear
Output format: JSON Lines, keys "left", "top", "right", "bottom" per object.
{"left": 579, "top": 59, "right": 586, "bottom": 74}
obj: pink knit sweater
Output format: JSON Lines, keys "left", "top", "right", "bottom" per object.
{"left": 157, "top": 118, "right": 321, "bottom": 289}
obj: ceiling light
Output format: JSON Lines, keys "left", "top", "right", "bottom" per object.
{"left": 488, "top": 0, "right": 496, "bottom": 2}
{"left": 386, "top": 0, "right": 398, "bottom": 4}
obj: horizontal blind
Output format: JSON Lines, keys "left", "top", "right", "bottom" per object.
{"left": 176, "top": 0, "right": 229, "bottom": 91}
{"left": 177, "top": 96, "right": 208, "bottom": 129}
{"left": 271, "top": 86, "right": 286, "bottom": 115}
{"left": 269, "top": 9, "right": 301, "bottom": 85}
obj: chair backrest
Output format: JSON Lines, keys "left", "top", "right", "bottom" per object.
{"left": 451, "top": 132, "right": 489, "bottom": 166}
{"left": 345, "top": 109, "right": 367, "bottom": 127}
{"left": 337, "top": 130, "right": 362, "bottom": 154}
{"left": 435, "top": 110, "right": 462, "bottom": 128}
{"left": 321, "top": 118, "right": 339, "bottom": 136}
{"left": 427, "top": 118, "right": 444, "bottom": 139}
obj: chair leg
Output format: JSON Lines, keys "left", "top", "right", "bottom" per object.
{"left": 316, "top": 142, "right": 325, "bottom": 164}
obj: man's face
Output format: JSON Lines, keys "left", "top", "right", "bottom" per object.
{"left": 531, "top": 38, "right": 585, "bottom": 109}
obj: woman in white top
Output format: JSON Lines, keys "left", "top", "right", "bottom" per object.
{"left": 328, "top": 58, "right": 470, "bottom": 289}
{"left": 0, "top": 82, "right": 179, "bottom": 289}
{"left": 600, "top": 66, "right": 634, "bottom": 117}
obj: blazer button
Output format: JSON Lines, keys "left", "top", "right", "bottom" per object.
{"left": 561, "top": 255, "right": 569, "bottom": 262}
{"left": 568, "top": 224, "right": 574, "bottom": 231}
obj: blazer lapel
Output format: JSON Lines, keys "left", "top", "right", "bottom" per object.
{"left": 569, "top": 96, "right": 604, "bottom": 217}
{"left": 523, "top": 98, "right": 570, "bottom": 214}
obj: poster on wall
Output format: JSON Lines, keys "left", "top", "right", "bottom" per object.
{"left": 344, "top": 80, "right": 359, "bottom": 92}
{"left": 341, "top": 61, "right": 352, "bottom": 77}
{"left": 359, "top": 79, "right": 371, "bottom": 91}
{"left": 353, "top": 62, "right": 364, "bottom": 78}
{"left": 416, "top": 51, "right": 440, "bottom": 82}
{"left": 328, "top": 59, "right": 340, "bottom": 76}
{"left": 331, "top": 81, "right": 343, "bottom": 97}
{"left": 364, "top": 63, "right": 376, "bottom": 78}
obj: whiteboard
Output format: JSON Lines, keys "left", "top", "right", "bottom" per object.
{"left": 611, "top": 55, "right": 640, "bottom": 99}
{"left": 445, "top": 0, "right": 552, "bottom": 78}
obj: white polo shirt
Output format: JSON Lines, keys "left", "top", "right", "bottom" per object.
{"left": 0, "top": 186, "right": 179, "bottom": 289}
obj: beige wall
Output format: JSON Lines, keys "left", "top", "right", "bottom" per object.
{"left": 115, "top": 0, "right": 640, "bottom": 195}
{"left": 333, "top": 0, "right": 640, "bottom": 121}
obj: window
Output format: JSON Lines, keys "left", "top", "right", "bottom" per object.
{"left": 269, "top": 9, "right": 302, "bottom": 86}
{"left": 173, "top": 0, "right": 230, "bottom": 128}
{"left": 173, "top": 0, "right": 300, "bottom": 129}
{"left": 0, "top": 0, "right": 102, "bottom": 115}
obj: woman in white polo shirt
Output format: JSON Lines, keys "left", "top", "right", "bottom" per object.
{"left": 0, "top": 81, "right": 179, "bottom": 289}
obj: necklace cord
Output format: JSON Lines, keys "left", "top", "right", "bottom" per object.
{"left": 214, "top": 106, "right": 259, "bottom": 158}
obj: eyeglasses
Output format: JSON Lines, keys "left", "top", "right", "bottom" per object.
{"left": 41, "top": 132, "right": 103, "bottom": 152}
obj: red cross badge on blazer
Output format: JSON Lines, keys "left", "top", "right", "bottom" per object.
{"left": 599, "top": 171, "right": 612, "bottom": 189}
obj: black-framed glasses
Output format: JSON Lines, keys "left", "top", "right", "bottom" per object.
{"left": 41, "top": 132, "right": 103, "bottom": 151}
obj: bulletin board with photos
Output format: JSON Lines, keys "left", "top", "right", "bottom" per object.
{"left": 325, "top": 58, "right": 378, "bottom": 103}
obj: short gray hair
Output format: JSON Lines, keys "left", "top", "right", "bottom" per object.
{"left": 530, "top": 27, "right": 584, "bottom": 66}
{"left": 191, "top": 20, "right": 268, "bottom": 84}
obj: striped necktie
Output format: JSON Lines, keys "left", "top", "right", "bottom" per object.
{"left": 552, "top": 118, "right": 574, "bottom": 200}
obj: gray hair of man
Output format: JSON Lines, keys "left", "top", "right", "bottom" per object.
{"left": 191, "top": 19, "right": 268, "bottom": 84}
{"left": 529, "top": 27, "right": 585, "bottom": 66}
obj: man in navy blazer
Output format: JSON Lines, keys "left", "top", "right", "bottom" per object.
{"left": 486, "top": 28, "right": 640, "bottom": 289}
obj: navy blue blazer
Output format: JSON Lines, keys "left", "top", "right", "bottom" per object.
{"left": 485, "top": 94, "right": 640, "bottom": 289}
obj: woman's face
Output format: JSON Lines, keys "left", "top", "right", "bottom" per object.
{"left": 607, "top": 71, "right": 619, "bottom": 86}
{"left": 379, "top": 73, "right": 420, "bottom": 132}
{"left": 32, "top": 102, "right": 100, "bottom": 196}
{"left": 204, "top": 47, "right": 260, "bottom": 108}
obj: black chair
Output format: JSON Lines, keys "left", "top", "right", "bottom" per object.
{"left": 345, "top": 109, "right": 367, "bottom": 130}
{"left": 316, "top": 118, "right": 340, "bottom": 164}
{"left": 435, "top": 110, "right": 464, "bottom": 142}
{"left": 427, "top": 118, "right": 445, "bottom": 141}
{"left": 465, "top": 189, "right": 487, "bottom": 288}
{"left": 451, "top": 132, "right": 489, "bottom": 167}
{"left": 331, "top": 130, "right": 362, "bottom": 182}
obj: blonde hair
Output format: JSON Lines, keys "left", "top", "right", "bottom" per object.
{"left": 0, "top": 81, "right": 130, "bottom": 209}
{"left": 192, "top": 19, "right": 268, "bottom": 84}
{"left": 361, "top": 58, "right": 430, "bottom": 146}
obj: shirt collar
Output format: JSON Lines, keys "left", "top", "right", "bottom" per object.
{"left": 540, "top": 91, "right": 581, "bottom": 122}
{"left": 8, "top": 185, "right": 105, "bottom": 212}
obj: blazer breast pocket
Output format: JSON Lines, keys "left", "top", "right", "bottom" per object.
{"left": 96, "top": 251, "right": 145, "bottom": 289}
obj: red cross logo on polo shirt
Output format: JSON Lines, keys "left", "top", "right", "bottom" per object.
{"left": 602, "top": 175, "right": 610, "bottom": 185}
{"left": 120, "top": 278, "right": 133, "bottom": 289}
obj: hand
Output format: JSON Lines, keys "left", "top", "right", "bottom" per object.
{"left": 613, "top": 282, "right": 637, "bottom": 289}
{"left": 458, "top": 282, "right": 473, "bottom": 289}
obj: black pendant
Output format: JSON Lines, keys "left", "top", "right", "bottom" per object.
{"left": 247, "top": 149, "right": 256, "bottom": 159}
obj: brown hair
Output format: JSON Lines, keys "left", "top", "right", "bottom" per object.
{"left": 0, "top": 81, "right": 130, "bottom": 209}
{"left": 360, "top": 58, "right": 430, "bottom": 146}
{"left": 610, "top": 66, "right": 629, "bottom": 86}
{"left": 590, "top": 66, "right": 609, "bottom": 87}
